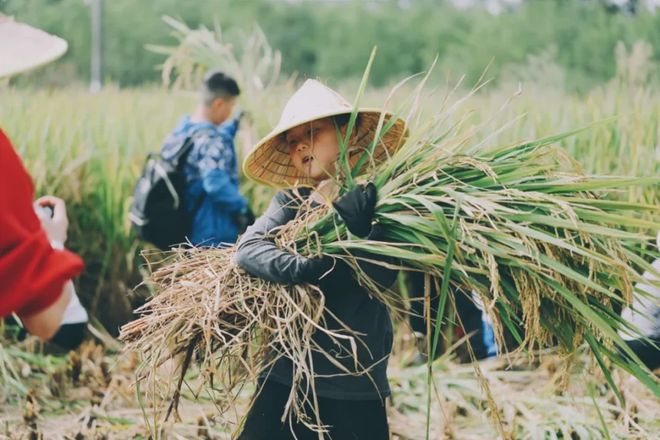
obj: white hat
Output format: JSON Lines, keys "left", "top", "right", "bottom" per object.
{"left": 0, "top": 14, "right": 68, "bottom": 79}
{"left": 243, "top": 79, "right": 407, "bottom": 188}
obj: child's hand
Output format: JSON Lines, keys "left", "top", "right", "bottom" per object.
{"left": 332, "top": 182, "right": 377, "bottom": 238}
{"left": 299, "top": 255, "right": 335, "bottom": 284}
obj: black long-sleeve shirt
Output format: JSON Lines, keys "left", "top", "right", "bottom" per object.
{"left": 235, "top": 188, "right": 397, "bottom": 400}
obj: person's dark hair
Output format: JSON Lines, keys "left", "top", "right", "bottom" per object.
{"left": 201, "top": 71, "right": 240, "bottom": 106}
{"left": 278, "top": 114, "right": 361, "bottom": 145}
{"left": 333, "top": 113, "right": 361, "bottom": 140}
{"left": 333, "top": 113, "right": 352, "bottom": 127}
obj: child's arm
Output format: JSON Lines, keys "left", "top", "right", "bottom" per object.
{"left": 235, "top": 191, "right": 331, "bottom": 285}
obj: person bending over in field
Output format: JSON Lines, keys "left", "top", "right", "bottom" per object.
{"left": 234, "top": 80, "right": 406, "bottom": 439}
{"left": 0, "top": 17, "right": 88, "bottom": 350}
{"left": 159, "top": 71, "right": 254, "bottom": 247}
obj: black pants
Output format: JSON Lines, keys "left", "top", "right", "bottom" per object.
{"left": 237, "top": 378, "right": 389, "bottom": 440}
{"left": 624, "top": 337, "right": 660, "bottom": 371}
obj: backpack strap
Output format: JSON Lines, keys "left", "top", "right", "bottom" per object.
{"left": 169, "top": 134, "right": 208, "bottom": 218}
{"left": 167, "top": 135, "right": 196, "bottom": 168}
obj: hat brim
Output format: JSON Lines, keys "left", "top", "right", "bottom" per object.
{"left": 244, "top": 108, "right": 407, "bottom": 188}
{"left": 0, "top": 17, "right": 68, "bottom": 79}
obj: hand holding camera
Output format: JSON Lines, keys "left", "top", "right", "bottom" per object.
{"left": 34, "top": 196, "right": 69, "bottom": 245}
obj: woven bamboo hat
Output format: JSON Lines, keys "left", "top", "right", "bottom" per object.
{"left": 243, "top": 79, "right": 407, "bottom": 188}
{"left": 0, "top": 14, "right": 68, "bottom": 78}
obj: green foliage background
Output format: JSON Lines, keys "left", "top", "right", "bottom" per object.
{"left": 2, "top": 0, "right": 659, "bottom": 91}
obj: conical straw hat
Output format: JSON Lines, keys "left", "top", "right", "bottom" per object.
{"left": 0, "top": 15, "right": 68, "bottom": 79}
{"left": 243, "top": 79, "right": 407, "bottom": 188}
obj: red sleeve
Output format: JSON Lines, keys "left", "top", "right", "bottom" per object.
{"left": 0, "top": 129, "right": 84, "bottom": 318}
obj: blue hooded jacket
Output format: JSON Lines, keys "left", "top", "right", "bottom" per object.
{"left": 160, "top": 116, "right": 248, "bottom": 246}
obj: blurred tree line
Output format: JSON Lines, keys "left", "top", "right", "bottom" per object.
{"left": 2, "top": 0, "right": 659, "bottom": 92}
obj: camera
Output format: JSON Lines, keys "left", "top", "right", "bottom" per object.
{"left": 35, "top": 204, "right": 54, "bottom": 219}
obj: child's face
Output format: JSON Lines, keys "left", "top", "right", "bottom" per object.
{"left": 286, "top": 117, "right": 341, "bottom": 182}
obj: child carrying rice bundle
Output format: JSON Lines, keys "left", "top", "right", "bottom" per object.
{"left": 121, "top": 75, "right": 659, "bottom": 439}
{"left": 233, "top": 80, "right": 408, "bottom": 439}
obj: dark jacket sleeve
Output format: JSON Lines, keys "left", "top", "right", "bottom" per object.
{"left": 234, "top": 191, "right": 328, "bottom": 285}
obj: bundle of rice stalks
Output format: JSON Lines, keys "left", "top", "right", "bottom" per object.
{"left": 149, "top": 16, "right": 283, "bottom": 104}
{"left": 120, "top": 247, "right": 358, "bottom": 431}
{"left": 286, "top": 141, "right": 658, "bottom": 439}
{"left": 148, "top": 16, "right": 291, "bottom": 148}
{"left": 294, "top": 127, "right": 659, "bottom": 395}
{"left": 121, "top": 60, "right": 659, "bottom": 433}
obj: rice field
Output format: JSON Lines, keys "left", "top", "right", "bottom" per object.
{"left": 1, "top": 80, "right": 657, "bottom": 325}
{"left": 0, "top": 78, "right": 658, "bottom": 439}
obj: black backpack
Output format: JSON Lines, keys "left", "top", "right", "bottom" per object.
{"left": 129, "top": 137, "right": 198, "bottom": 250}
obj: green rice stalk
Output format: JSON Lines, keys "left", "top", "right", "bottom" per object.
{"left": 292, "top": 126, "right": 659, "bottom": 398}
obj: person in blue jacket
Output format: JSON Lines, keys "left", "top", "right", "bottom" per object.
{"left": 160, "top": 71, "right": 254, "bottom": 246}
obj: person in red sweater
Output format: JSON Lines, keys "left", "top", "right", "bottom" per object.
{"left": 0, "top": 130, "right": 85, "bottom": 340}
{"left": 1, "top": 15, "right": 87, "bottom": 346}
